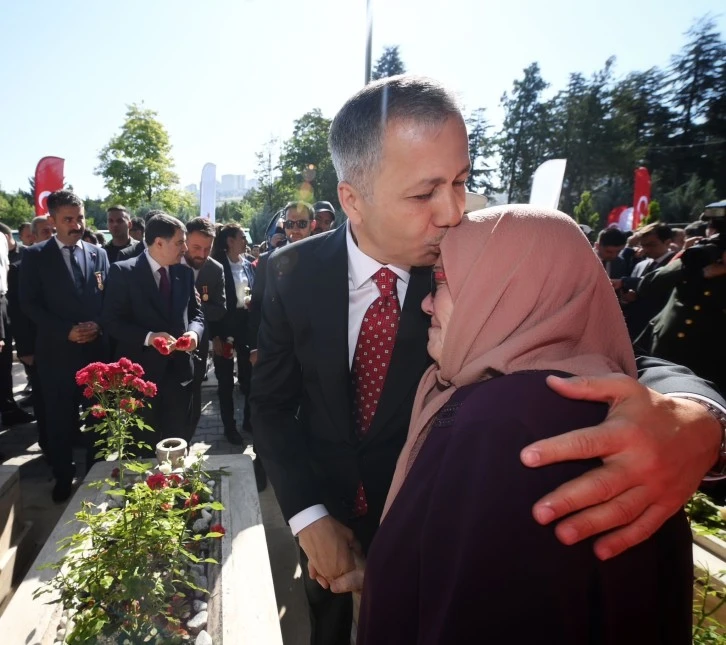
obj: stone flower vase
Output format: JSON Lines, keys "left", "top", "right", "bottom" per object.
{"left": 156, "top": 437, "right": 188, "bottom": 469}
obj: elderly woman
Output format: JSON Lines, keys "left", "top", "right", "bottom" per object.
{"left": 356, "top": 206, "right": 692, "bottom": 644}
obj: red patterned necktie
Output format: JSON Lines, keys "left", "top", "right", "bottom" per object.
{"left": 351, "top": 267, "right": 401, "bottom": 516}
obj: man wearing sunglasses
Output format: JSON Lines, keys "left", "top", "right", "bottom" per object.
{"left": 283, "top": 201, "right": 316, "bottom": 244}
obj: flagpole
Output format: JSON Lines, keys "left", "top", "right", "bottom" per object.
{"left": 365, "top": 0, "right": 373, "bottom": 84}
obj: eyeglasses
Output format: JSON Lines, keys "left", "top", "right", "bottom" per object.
{"left": 283, "top": 220, "right": 309, "bottom": 230}
{"left": 430, "top": 268, "right": 447, "bottom": 296}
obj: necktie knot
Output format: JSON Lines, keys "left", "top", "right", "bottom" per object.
{"left": 372, "top": 267, "right": 397, "bottom": 298}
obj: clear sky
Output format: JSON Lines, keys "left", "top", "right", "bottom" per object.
{"left": 0, "top": 0, "right": 723, "bottom": 199}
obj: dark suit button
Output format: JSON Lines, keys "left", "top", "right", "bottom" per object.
{"left": 704, "top": 291, "right": 712, "bottom": 296}
{"left": 694, "top": 305, "right": 702, "bottom": 311}
{"left": 677, "top": 332, "right": 686, "bottom": 339}
{"left": 685, "top": 319, "right": 693, "bottom": 325}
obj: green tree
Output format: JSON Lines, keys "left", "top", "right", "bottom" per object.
{"left": 279, "top": 109, "right": 338, "bottom": 208}
{"left": 96, "top": 104, "right": 180, "bottom": 208}
{"left": 498, "top": 63, "right": 552, "bottom": 202}
{"left": 371, "top": 46, "right": 406, "bottom": 80}
{"left": 661, "top": 175, "right": 718, "bottom": 222}
{"left": 642, "top": 199, "right": 661, "bottom": 226}
{"left": 465, "top": 108, "right": 497, "bottom": 195}
{"left": 0, "top": 188, "right": 35, "bottom": 229}
{"left": 573, "top": 191, "right": 601, "bottom": 232}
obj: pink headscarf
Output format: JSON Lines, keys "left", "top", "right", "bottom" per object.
{"left": 382, "top": 205, "right": 637, "bottom": 520}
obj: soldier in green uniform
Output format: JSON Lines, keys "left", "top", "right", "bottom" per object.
{"left": 639, "top": 201, "right": 726, "bottom": 394}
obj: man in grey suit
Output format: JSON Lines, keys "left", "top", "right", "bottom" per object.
{"left": 183, "top": 217, "right": 226, "bottom": 440}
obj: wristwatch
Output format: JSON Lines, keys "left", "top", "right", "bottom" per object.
{"left": 677, "top": 396, "right": 726, "bottom": 481}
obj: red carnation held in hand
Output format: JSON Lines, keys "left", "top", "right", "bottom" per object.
{"left": 174, "top": 335, "right": 193, "bottom": 352}
{"left": 153, "top": 337, "right": 172, "bottom": 355}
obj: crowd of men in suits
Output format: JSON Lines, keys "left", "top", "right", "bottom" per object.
{"left": 593, "top": 214, "right": 726, "bottom": 394}
{"left": 0, "top": 190, "right": 338, "bottom": 503}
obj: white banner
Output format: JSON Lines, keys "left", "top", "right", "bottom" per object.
{"left": 529, "top": 159, "right": 567, "bottom": 210}
{"left": 200, "top": 162, "right": 217, "bottom": 222}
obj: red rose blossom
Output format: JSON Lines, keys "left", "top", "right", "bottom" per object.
{"left": 111, "top": 467, "right": 120, "bottom": 479}
{"left": 143, "top": 382, "right": 158, "bottom": 397}
{"left": 146, "top": 473, "right": 168, "bottom": 490}
{"left": 174, "top": 335, "right": 193, "bottom": 351}
{"left": 210, "top": 524, "right": 226, "bottom": 536}
{"left": 90, "top": 404, "right": 106, "bottom": 419}
{"left": 185, "top": 492, "right": 200, "bottom": 508}
{"left": 83, "top": 386, "right": 94, "bottom": 399}
{"left": 152, "top": 337, "right": 171, "bottom": 355}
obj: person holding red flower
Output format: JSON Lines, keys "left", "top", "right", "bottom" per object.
{"left": 101, "top": 213, "right": 205, "bottom": 452}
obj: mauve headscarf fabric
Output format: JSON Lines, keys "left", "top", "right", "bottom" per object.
{"left": 382, "top": 205, "right": 637, "bottom": 519}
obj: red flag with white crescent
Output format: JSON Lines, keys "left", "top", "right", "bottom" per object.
{"left": 34, "top": 156, "right": 65, "bottom": 215}
{"left": 607, "top": 206, "right": 626, "bottom": 227}
{"left": 632, "top": 167, "right": 650, "bottom": 229}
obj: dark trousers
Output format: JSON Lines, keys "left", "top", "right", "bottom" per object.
{"left": 38, "top": 362, "right": 94, "bottom": 482}
{"left": 298, "top": 513, "right": 379, "bottom": 645}
{"left": 0, "top": 295, "right": 20, "bottom": 415}
{"left": 213, "top": 309, "right": 252, "bottom": 432}
{"left": 188, "top": 340, "right": 209, "bottom": 441}
{"left": 27, "top": 362, "right": 47, "bottom": 453}
{"left": 298, "top": 545, "right": 353, "bottom": 645}
{"left": 138, "top": 372, "right": 192, "bottom": 455}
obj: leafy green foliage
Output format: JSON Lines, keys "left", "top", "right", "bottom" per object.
{"left": 0, "top": 187, "right": 35, "bottom": 228}
{"left": 96, "top": 104, "right": 180, "bottom": 209}
{"left": 573, "top": 191, "right": 601, "bottom": 232}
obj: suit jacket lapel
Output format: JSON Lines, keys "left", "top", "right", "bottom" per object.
{"left": 363, "top": 267, "right": 432, "bottom": 442}
{"left": 82, "top": 242, "right": 98, "bottom": 293}
{"left": 311, "top": 227, "right": 354, "bottom": 441}
{"left": 45, "top": 238, "right": 79, "bottom": 299}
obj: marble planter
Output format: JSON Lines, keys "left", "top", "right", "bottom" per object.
{"left": 0, "top": 455, "right": 282, "bottom": 644}
{"left": 156, "top": 437, "right": 189, "bottom": 469}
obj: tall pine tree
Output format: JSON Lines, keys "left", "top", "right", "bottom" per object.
{"left": 371, "top": 46, "right": 406, "bottom": 80}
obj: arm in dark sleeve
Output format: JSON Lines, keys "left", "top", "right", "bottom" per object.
{"left": 100, "top": 264, "right": 149, "bottom": 346}
{"left": 19, "top": 249, "right": 73, "bottom": 341}
{"left": 636, "top": 354, "right": 726, "bottom": 408}
{"left": 186, "top": 271, "right": 205, "bottom": 340}
{"left": 248, "top": 253, "right": 267, "bottom": 350}
{"left": 637, "top": 259, "right": 682, "bottom": 300}
{"left": 205, "top": 265, "right": 227, "bottom": 340}
{"left": 249, "top": 261, "right": 323, "bottom": 521}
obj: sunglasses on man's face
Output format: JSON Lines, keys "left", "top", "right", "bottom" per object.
{"left": 283, "top": 219, "right": 309, "bottom": 230}
{"left": 430, "top": 269, "right": 447, "bottom": 297}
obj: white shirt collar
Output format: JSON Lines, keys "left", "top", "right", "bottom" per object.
{"left": 54, "top": 236, "right": 83, "bottom": 251}
{"left": 346, "top": 222, "right": 410, "bottom": 290}
{"left": 145, "top": 248, "right": 165, "bottom": 274}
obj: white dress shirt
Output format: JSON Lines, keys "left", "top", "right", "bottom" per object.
{"left": 288, "top": 223, "right": 411, "bottom": 536}
{"left": 143, "top": 250, "right": 170, "bottom": 347}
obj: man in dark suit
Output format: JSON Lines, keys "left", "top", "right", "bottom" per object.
{"left": 182, "top": 217, "right": 226, "bottom": 440}
{"left": 101, "top": 213, "right": 204, "bottom": 450}
{"left": 251, "top": 76, "right": 726, "bottom": 645}
{"left": 115, "top": 210, "right": 164, "bottom": 263}
{"left": 594, "top": 228, "right": 629, "bottom": 279}
{"left": 20, "top": 190, "right": 109, "bottom": 502}
{"left": 104, "top": 205, "right": 137, "bottom": 263}
{"left": 614, "top": 223, "right": 676, "bottom": 339}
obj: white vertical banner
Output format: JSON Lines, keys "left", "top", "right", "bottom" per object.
{"left": 529, "top": 159, "right": 567, "bottom": 210}
{"left": 200, "top": 162, "right": 217, "bottom": 222}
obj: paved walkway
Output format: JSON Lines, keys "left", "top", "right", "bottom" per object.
{"left": 0, "top": 361, "right": 310, "bottom": 644}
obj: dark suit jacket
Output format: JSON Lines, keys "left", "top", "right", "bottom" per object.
{"left": 19, "top": 238, "right": 109, "bottom": 366}
{"left": 250, "top": 226, "right": 433, "bottom": 533}
{"left": 194, "top": 257, "right": 226, "bottom": 342}
{"left": 104, "top": 239, "right": 137, "bottom": 264}
{"left": 248, "top": 250, "right": 271, "bottom": 349}
{"left": 116, "top": 240, "right": 145, "bottom": 262}
{"left": 7, "top": 246, "right": 35, "bottom": 356}
{"left": 100, "top": 253, "right": 205, "bottom": 386}
{"left": 605, "top": 255, "right": 629, "bottom": 279}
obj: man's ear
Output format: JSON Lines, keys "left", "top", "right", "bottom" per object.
{"left": 310, "top": 219, "right": 317, "bottom": 232}
{"left": 338, "top": 181, "right": 364, "bottom": 227}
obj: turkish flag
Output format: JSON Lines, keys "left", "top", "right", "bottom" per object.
{"left": 34, "top": 157, "right": 65, "bottom": 215}
{"left": 632, "top": 167, "right": 651, "bottom": 230}
{"left": 607, "top": 206, "right": 626, "bottom": 227}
